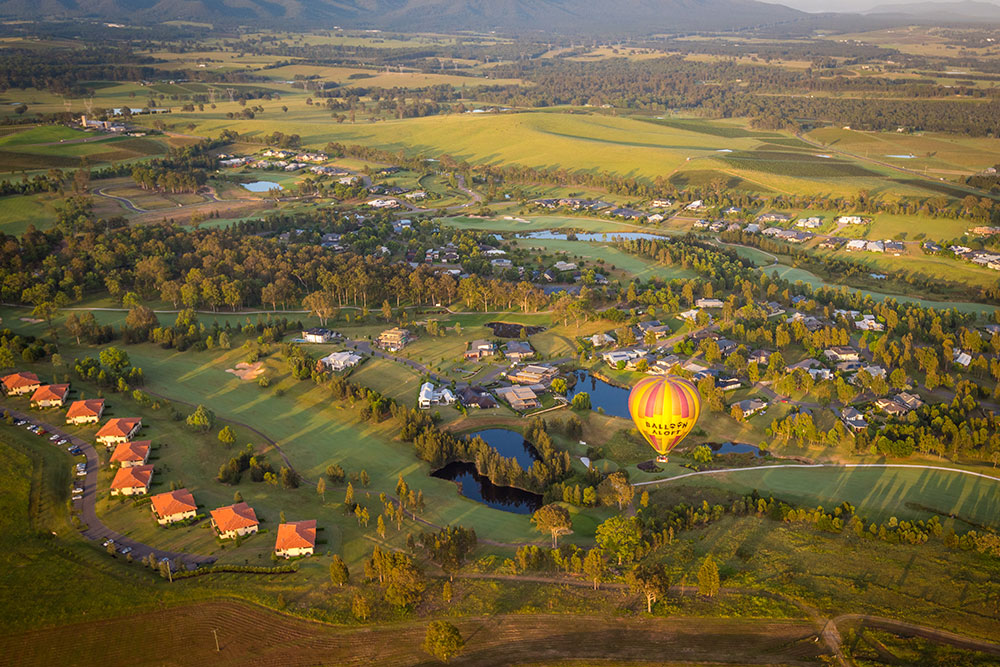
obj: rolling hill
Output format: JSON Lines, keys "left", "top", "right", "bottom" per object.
{"left": 0, "top": 0, "right": 808, "bottom": 33}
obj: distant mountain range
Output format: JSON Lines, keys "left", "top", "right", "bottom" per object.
{"left": 0, "top": 0, "right": 810, "bottom": 32}
{"left": 866, "top": 0, "right": 1000, "bottom": 20}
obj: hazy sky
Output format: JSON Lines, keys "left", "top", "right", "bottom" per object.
{"left": 778, "top": 0, "right": 1000, "bottom": 10}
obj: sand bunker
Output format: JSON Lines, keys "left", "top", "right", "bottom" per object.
{"left": 19, "top": 317, "right": 43, "bottom": 324}
{"left": 226, "top": 361, "right": 264, "bottom": 380}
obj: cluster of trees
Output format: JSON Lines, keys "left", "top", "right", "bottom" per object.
{"left": 130, "top": 166, "right": 207, "bottom": 194}
{"left": 0, "top": 329, "right": 55, "bottom": 367}
{"left": 216, "top": 444, "right": 277, "bottom": 485}
{"left": 397, "top": 411, "right": 571, "bottom": 493}
{"left": 72, "top": 347, "right": 143, "bottom": 392}
{"left": 363, "top": 546, "right": 426, "bottom": 609}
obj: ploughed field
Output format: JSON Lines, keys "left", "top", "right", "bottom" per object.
{"left": 0, "top": 600, "right": 829, "bottom": 666}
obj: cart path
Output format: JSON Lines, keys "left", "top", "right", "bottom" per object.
{"left": 633, "top": 461, "right": 1000, "bottom": 487}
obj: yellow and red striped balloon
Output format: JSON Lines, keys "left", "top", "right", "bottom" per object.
{"left": 628, "top": 376, "right": 701, "bottom": 458}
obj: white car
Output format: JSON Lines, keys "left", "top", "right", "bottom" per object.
{"left": 49, "top": 434, "right": 60, "bottom": 441}
{"left": 76, "top": 469, "right": 86, "bottom": 477}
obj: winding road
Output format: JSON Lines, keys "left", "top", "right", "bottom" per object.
{"left": 1, "top": 403, "right": 215, "bottom": 569}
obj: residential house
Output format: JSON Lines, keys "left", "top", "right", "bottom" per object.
{"left": 302, "top": 327, "right": 337, "bottom": 343}
{"left": 874, "top": 397, "right": 908, "bottom": 416}
{"left": 602, "top": 349, "right": 645, "bottom": 368}
{"left": 458, "top": 386, "right": 497, "bottom": 409}
{"left": 854, "top": 315, "right": 885, "bottom": 332}
{"left": 716, "top": 377, "right": 742, "bottom": 392}
{"left": 884, "top": 240, "right": 905, "bottom": 254}
{"left": 110, "top": 464, "right": 154, "bottom": 496}
{"left": 748, "top": 349, "right": 771, "bottom": 366}
{"left": 504, "top": 341, "right": 534, "bottom": 362}
{"left": 648, "top": 213, "right": 665, "bottom": 223}
{"left": 2, "top": 371, "right": 40, "bottom": 396}
{"left": 150, "top": 488, "right": 198, "bottom": 525}
{"left": 953, "top": 349, "right": 973, "bottom": 367}
{"left": 896, "top": 392, "right": 924, "bottom": 411}
{"left": 275, "top": 520, "right": 317, "bottom": 558}
{"left": 841, "top": 407, "right": 868, "bottom": 431}
{"left": 553, "top": 261, "right": 577, "bottom": 272}
{"left": 695, "top": 298, "right": 725, "bottom": 309}
{"left": 678, "top": 308, "right": 702, "bottom": 322}
{"left": 845, "top": 239, "right": 867, "bottom": 252}
{"left": 650, "top": 199, "right": 673, "bottom": 208}
{"left": 648, "top": 358, "right": 681, "bottom": 375}
{"left": 30, "top": 384, "right": 69, "bottom": 408}
{"left": 96, "top": 418, "right": 142, "bottom": 446}
{"left": 685, "top": 200, "right": 705, "bottom": 210}
{"left": 588, "top": 332, "right": 616, "bottom": 347}
{"left": 491, "top": 258, "right": 513, "bottom": 269}
{"left": 737, "top": 399, "right": 767, "bottom": 418}
{"left": 836, "top": 216, "right": 869, "bottom": 225}
{"left": 376, "top": 328, "right": 410, "bottom": 352}
{"left": 110, "top": 440, "right": 151, "bottom": 468}
{"left": 66, "top": 398, "right": 105, "bottom": 425}
{"left": 865, "top": 240, "right": 885, "bottom": 253}
{"left": 757, "top": 212, "right": 791, "bottom": 224}
{"left": 637, "top": 320, "right": 673, "bottom": 339}
{"left": 211, "top": 502, "right": 260, "bottom": 539}
{"left": 824, "top": 347, "right": 860, "bottom": 363}
{"left": 508, "top": 364, "right": 559, "bottom": 386}
{"left": 796, "top": 217, "right": 823, "bottom": 228}
{"left": 923, "top": 241, "right": 942, "bottom": 253}
{"left": 496, "top": 385, "right": 540, "bottom": 411}
{"left": 744, "top": 223, "right": 761, "bottom": 234}
{"left": 808, "top": 368, "right": 833, "bottom": 381}
{"left": 319, "top": 350, "right": 363, "bottom": 372}
{"left": 818, "top": 237, "right": 846, "bottom": 249}
{"left": 836, "top": 361, "right": 863, "bottom": 373}
{"left": 464, "top": 340, "right": 497, "bottom": 360}
{"left": 418, "top": 382, "right": 456, "bottom": 409}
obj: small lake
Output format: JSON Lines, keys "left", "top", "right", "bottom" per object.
{"left": 709, "top": 441, "right": 763, "bottom": 457}
{"left": 566, "top": 370, "right": 631, "bottom": 419}
{"left": 242, "top": 180, "right": 283, "bottom": 192}
{"left": 432, "top": 462, "right": 542, "bottom": 514}
{"left": 521, "top": 231, "right": 668, "bottom": 242}
{"left": 469, "top": 428, "right": 539, "bottom": 469}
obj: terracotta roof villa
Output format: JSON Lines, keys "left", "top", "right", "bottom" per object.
{"left": 96, "top": 418, "right": 142, "bottom": 446}
{"left": 30, "top": 384, "right": 70, "bottom": 407}
{"left": 150, "top": 489, "right": 198, "bottom": 525}
{"left": 275, "top": 520, "right": 317, "bottom": 558}
{"left": 66, "top": 398, "right": 105, "bottom": 424}
{"left": 211, "top": 502, "right": 260, "bottom": 539}
{"left": 109, "top": 440, "right": 151, "bottom": 468}
{"left": 2, "top": 371, "right": 40, "bottom": 395}
{"left": 110, "top": 464, "right": 154, "bottom": 496}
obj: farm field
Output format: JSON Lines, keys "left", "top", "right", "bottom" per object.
{"left": 0, "top": 192, "right": 62, "bottom": 235}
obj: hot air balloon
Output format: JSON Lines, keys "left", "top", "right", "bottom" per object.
{"left": 628, "top": 376, "right": 701, "bottom": 462}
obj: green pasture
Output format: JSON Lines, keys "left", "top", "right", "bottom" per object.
{"left": 681, "top": 465, "right": 1000, "bottom": 529}
{"left": 0, "top": 192, "right": 60, "bottom": 235}
{"left": 511, "top": 237, "right": 698, "bottom": 282}
{"left": 804, "top": 126, "right": 1000, "bottom": 173}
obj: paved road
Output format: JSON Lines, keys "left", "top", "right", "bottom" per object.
{"left": 1, "top": 404, "right": 214, "bottom": 569}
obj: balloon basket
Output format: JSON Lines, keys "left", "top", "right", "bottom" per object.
{"left": 656, "top": 455, "right": 670, "bottom": 464}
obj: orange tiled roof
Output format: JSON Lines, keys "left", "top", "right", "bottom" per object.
{"left": 211, "top": 502, "right": 258, "bottom": 533}
{"left": 109, "top": 440, "right": 150, "bottom": 464}
{"left": 150, "top": 488, "right": 197, "bottom": 518}
{"left": 96, "top": 418, "right": 141, "bottom": 439}
{"left": 31, "top": 384, "right": 69, "bottom": 403}
{"left": 110, "top": 464, "right": 153, "bottom": 491}
{"left": 66, "top": 399, "right": 104, "bottom": 419}
{"left": 275, "top": 520, "right": 317, "bottom": 551}
{"left": 2, "top": 371, "right": 39, "bottom": 391}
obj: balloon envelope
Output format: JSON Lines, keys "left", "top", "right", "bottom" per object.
{"left": 628, "top": 376, "right": 701, "bottom": 456}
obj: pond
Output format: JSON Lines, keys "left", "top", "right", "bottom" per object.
{"left": 566, "top": 370, "right": 631, "bottom": 419}
{"left": 431, "top": 429, "right": 543, "bottom": 513}
{"left": 709, "top": 441, "right": 763, "bottom": 457}
{"left": 521, "top": 230, "right": 669, "bottom": 242}
{"left": 468, "top": 428, "right": 539, "bottom": 469}
{"left": 432, "top": 462, "right": 542, "bottom": 514}
{"left": 241, "top": 180, "right": 283, "bottom": 192}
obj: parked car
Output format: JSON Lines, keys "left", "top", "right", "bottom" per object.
{"left": 57, "top": 438, "right": 67, "bottom": 445}
{"left": 120, "top": 546, "right": 133, "bottom": 555}
{"left": 102, "top": 539, "right": 114, "bottom": 548}
{"left": 49, "top": 434, "right": 60, "bottom": 441}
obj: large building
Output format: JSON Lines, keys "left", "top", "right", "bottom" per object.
{"left": 30, "top": 384, "right": 70, "bottom": 408}
{"left": 110, "top": 440, "right": 151, "bottom": 468}
{"left": 211, "top": 502, "right": 260, "bottom": 539}
{"left": 2, "top": 371, "right": 40, "bottom": 396}
{"left": 65, "top": 399, "right": 105, "bottom": 425}
{"left": 150, "top": 489, "right": 198, "bottom": 525}
{"left": 376, "top": 327, "right": 410, "bottom": 352}
{"left": 275, "top": 520, "right": 317, "bottom": 558}
{"left": 110, "top": 464, "right": 154, "bottom": 496}
{"left": 96, "top": 418, "right": 142, "bottom": 446}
